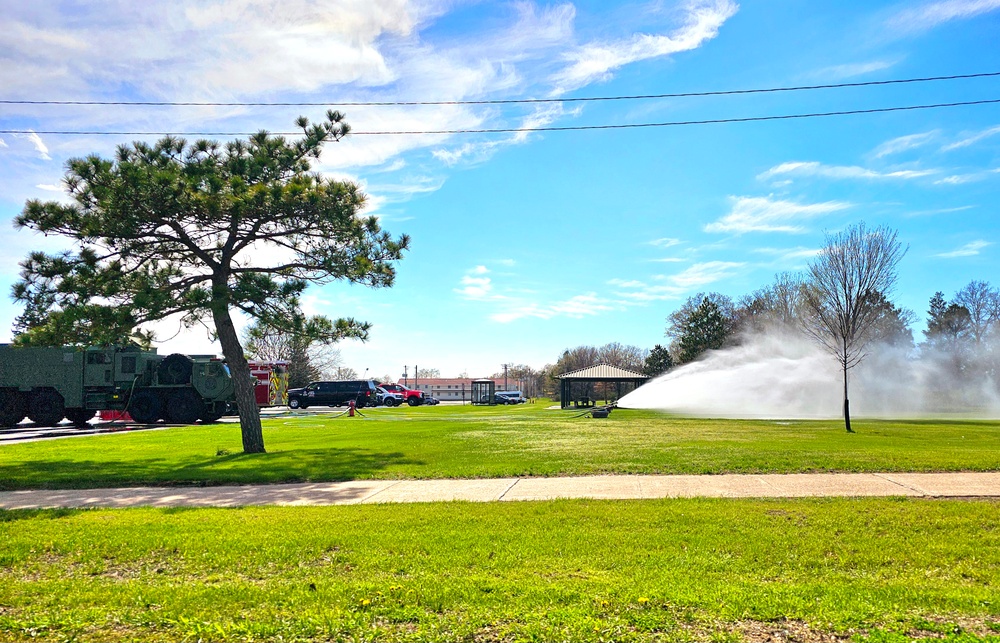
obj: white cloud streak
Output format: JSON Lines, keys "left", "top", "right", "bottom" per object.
{"left": 935, "top": 240, "right": 993, "bottom": 258}
{"left": 934, "top": 168, "right": 1000, "bottom": 185}
{"left": 813, "top": 60, "right": 895, "bottom": 80}
{"left": 610, "top": 261, "right": 744, "bottom": 302}
{"left": 872, "top": 131, "right": 937, "bottom": 158}
{"left": 550, "top": 0, "right": 738, "bottom": 94}
{"left": 941, "top": 125, "right": 1000, "bottom": 151}
{"left": 888, "top": 0, "right": 1000, "bottom": 32}
{"left": 758, "top": 161, "right": 937, "bottom": 182}
{"left": 490, "top": 293, "right": 616, "bottom": 323}
{"left": 704, "top": 196, "right": 852, "bottom": 234}
{"left": 649, "top": 237, "right": 683, "bottom": 247}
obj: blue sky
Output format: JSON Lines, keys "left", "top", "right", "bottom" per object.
{"left": 1, "top": 0, "right": 999, "bottom": 380}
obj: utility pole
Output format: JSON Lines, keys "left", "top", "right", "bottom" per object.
{"left": 402, "top": 365, "right": 408, "bottom": 387}
{"left": 502, "top": 363, "right": 510, "bottom": 391}
{"left": 414, "top": 364, "right": 418, "bottom": 391}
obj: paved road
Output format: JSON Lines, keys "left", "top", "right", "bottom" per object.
{"left": 2, "top": 472, "right": 999, "bottom": 509}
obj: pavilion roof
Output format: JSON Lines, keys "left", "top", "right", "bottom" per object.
{"left": 556, "top": 364, "right": 647, "bottom": 380}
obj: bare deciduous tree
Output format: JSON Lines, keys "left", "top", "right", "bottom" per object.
{"left": 803, "top": 223, "right": 907, "bottom": 433}
{"left": 243, "top": 320, "right": 344, "bottom": 389}
{"left": 953, "top": 280, "right": 1000, "bottom": 345}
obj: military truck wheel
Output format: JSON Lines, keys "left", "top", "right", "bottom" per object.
{"left": 0, "top": 389, "right": 26, "bottom": 428}
{"left": 200, "top": 408, "right": 224, "bottom": 423}
{"left": 158, "top": 354, "right": 193, "bottom": 385}
{"left": 129, "top": 390, "right": 162, "bottom": 424}
{"left": 28, "top": 389, "right": 65, "bottom": 427}
{"left": 65, "top": 408, "right": 96, "bottom": 428}
{"left": 166, "top": 389, "right": 204, "bottom": 425}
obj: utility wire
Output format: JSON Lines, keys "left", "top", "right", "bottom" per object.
{"left": 2, "top": 98, "right": 998, "bottom": 137}
{"left": 1, "top": 71, "right": 998, "bottom": 107}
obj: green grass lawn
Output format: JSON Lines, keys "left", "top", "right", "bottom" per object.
{"left": 1, "top": 498, "right": 998, "bottom": 642}
{"left": 1, "top": 403, "right": 999, "bottom": 490}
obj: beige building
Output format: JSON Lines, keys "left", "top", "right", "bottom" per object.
{"left": 400, "top": 378, "right": 487, "bottom": 402}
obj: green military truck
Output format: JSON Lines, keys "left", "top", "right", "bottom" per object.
{"left": 0, "top": 344, "right": 235, "bottom": 428}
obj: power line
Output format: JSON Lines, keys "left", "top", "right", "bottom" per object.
{"left": 2, "top": 98, "right": 998, "bottom": 137}
{"left": 1, "top": 71, "right": 998, "bottom": 108}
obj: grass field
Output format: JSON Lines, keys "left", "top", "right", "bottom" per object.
{"left": 1, "top": 498, "right": 998, "bottom": 642}
{"left": 1, "top": 403, "right": 999, "bottom": 491}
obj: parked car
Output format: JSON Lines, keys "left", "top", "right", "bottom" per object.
{"left": 287, "top": 380, "right": 378, "bottom": 409}
{"left": 376, "top": 386, "right": 405, "bottom": 407}
{"left": 495, "top": 391, "right": 526, "bottom": 404}
{"left": 377, "top": 382, "right": 424, "bottom": 406}
{"left": 422, "top": 395, "right": 440, "bottom": 405}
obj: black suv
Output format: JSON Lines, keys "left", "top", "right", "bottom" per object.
{"left": 287, "top": 380, "right": 377, "bottom": 409}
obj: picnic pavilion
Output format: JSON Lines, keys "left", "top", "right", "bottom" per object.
{"left": 556, "top": 364, "right": 649, "bottom": 409}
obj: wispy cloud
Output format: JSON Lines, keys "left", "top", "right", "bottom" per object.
{"left": 754, "top": 246, "right": 821, "bottom": 259}
{"left": 941, "top": 125, "right": 1000, "bottom": 151}
{"left": 13, "top": 131, "right": 51, "bottom": 161}
{"left": 491, "top": 293, "right": 616, "bottom": 323}
{"left": 934, "top": 168, "right": 1000, "bottom": 185}
{"left": 872, "top": 131, "right": 937, "bottom": 158}
{"left": 610, "top": 261, "right": 744, "bottom": 302}
{"left": 649, "top": 237, "right": 683, "bottom": 248}
{"left": 758, "top": 161, "right": 937, "bottom": 182}
{"left": 813, "top": 60, "right": 895, "bottom": 80}
{"left": 704, "top": 196, "right": 852, "bottom": 234}
{"left": 550, "top": 0, "right": 738, "bottom": 94}
{"left": 432, "top": 104, "right": 577, "bottom": 166}
{"left": 935, "top": 240, "right": 992, "bottom": 258}
{"left": 888, "top": 0, "right": 1000, "bottom": 32}
{"left": 903, "top": 205, "right": 976, "bottom": 217}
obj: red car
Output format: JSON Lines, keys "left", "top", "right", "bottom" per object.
{"left": 378, "top": 383, "right": 424, "bottom": 406}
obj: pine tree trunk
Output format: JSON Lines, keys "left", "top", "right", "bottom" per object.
{"left": 212, "top": 304, "right": 265, "bottom": 453}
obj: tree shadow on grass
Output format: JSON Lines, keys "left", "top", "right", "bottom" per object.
{"left": 0, "top": 447, "right": 423, "bottom": 491}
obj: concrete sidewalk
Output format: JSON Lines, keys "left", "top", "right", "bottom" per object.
{"left": 2, "top": 472, "right": 999, "bottom": 510}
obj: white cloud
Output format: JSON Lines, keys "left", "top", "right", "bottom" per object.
{"left": 757, "top": 161, "right": 937, "bottom": 182}
{"left": 649, "top": 237, "right": 683, "bottom": 247}
{"left": 704, "top": 196, "right": 851, "bottom": 234}
{"left": 431, "top": 104, "right": 577, "bottom": 167}
{"left": 490, "top": 292, "right": 615, "bottom": 323}
{"left": 0, "top": 138, "right": 7, "bottom": 148}
{"left": 935, "top": 240, "right": 993, "bottom": 258}
{"left": 669, "top": 261, "right": 744, "bottom": 287}
{"left": 753, "top": 246, "right": 822, "bottom": 262}
{"left": 903, "top": 205, "right": 976, "bottom": 217}
{"left": 650, "top": 257, "right": 686, "bottom": 263}
{"left": 454, "top": 265, "right": 497, "bottom": 300}
{"left": 934, "top": 168, "right": 1000, "bottom": 185}
{"left": 610, "top": 261, "right": 744, "bottom": 302}
{"left": 813, "top": 60, "right": 895, "bottom": 80}
{"left": 550, "top": 0, "right": 738, "bottom": 94}
{"left": 888, "top": 0, "right": 1000, "bottom": 32}
{"left": 872, "top": 131, "right": 937, "bottom": 158}
{"left": 941, "top": 125, "right": 1000, "bottom": 151}
{"left": 13, "top": 132, "right": 51, "bottom": 161}
{"left": 455, "top": 274, "right": 494, "bottom": 300}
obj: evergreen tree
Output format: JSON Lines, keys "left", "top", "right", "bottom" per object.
{"left": 643, "top": 344, "right": 674, "bottom": 376}
{"left": 12, "top": 112, "right": 407, "bottom": 453}
{"left": 676, "top": 298, "right": 729, "bottom": 364}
